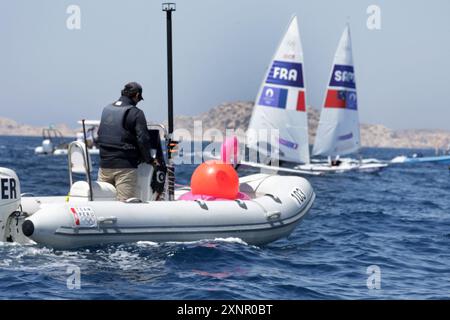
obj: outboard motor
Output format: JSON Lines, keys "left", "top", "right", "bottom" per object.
{"left": 0, "top": 168, "right": 22, "bottom": 242}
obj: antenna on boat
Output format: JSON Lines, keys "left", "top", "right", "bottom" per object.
{"left": 81, "top": 119, "right": 94, "bottom": 201}
{"left": 163, "top": 2, "right": 177, "bottom": 201}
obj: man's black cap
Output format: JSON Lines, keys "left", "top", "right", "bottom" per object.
{"left": 122, "top": 82, "right": 144, "bottom": 101}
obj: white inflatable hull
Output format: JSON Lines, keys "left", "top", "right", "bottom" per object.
{"left": 20, "top": 174, "right": 315, "bottom": 249}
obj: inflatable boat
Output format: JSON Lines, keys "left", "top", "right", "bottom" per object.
{"left": 0, "top": 142, "right": 315, "bottom": 249}
{"left": 35, "top": 121, "right": 100, "bottom": 156}
{"left": 34, "top": 127, "right": 69, "bottom": 155}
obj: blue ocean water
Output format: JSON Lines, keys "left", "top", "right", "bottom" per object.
{"left": 0, "top": 136, "right": 449, "bottom": 300}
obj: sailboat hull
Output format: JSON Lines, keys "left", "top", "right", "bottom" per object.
{"left": 295, "top": 162, "right": 387, "bottom": 173}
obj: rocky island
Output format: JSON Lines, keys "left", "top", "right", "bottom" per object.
{"left": 1, "top": 101, "right": 450, "bottom": 150}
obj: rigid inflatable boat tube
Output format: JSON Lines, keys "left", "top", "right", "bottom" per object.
{"left": 23, "top": 174, "right": 315, "bottom": 249}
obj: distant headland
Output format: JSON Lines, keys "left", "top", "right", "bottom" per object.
{"left": 2, "top": 101, "right": 450, "bottom": 150}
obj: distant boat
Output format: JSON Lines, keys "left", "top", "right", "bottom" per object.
{"left": 391, "top": 153, "right": 450, "bottom": 164}
{"left": 34, "top": 121, "right": 100, "bottom": 156}
{"left": 246, "top": 19, "right": 386, "bottom": 174}
{"left": 34, "top": 126, "right": 69, "bottom": 155}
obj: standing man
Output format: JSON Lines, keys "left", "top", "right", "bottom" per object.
{"left": 96, "top": 82, "right": 154, "bottom": 201}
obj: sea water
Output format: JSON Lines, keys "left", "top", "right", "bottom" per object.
{"left": 0, "top": 136, "right": 449, "bottom": 299}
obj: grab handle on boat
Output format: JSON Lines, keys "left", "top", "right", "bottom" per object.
{"left": 195, "top": 200, "right": 208, "bottom": 210}
{"left": 235, "top": 199, "right": 247, "bottom": 209}
{"left": 264, "top": 194, "right": 282, "bottom": 204}
{"left": 98, "top": 216, "right": 118, "bottom": 224}
{"left": 265, "top": 211, "right": 281, "bottom": 221}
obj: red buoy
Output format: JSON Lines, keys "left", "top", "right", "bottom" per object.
{"left": 191, "top": 160, "right": 239, "bottom": 200}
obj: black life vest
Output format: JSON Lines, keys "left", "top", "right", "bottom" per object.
{"left": 96, "top": 102, "right": 137, "bottom": 151}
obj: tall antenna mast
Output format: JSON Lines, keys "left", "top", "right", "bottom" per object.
{"left": 162, "top": 3, "right": 176, "bottom": 200}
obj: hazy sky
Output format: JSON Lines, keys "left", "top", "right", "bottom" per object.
{"left": 0, "top": 0, "right": 449, "bottom": 130}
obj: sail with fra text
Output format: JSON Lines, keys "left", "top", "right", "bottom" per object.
{"left": 246, "top": 16, "right": 310, "bottom": 164}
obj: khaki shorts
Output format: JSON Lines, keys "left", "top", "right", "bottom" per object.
{"left": 98, "top": 168, "right": 138, "bottom": 201}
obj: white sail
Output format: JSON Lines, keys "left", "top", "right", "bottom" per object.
{"left": 246, "top": 16, "right": 310, "bottom": 164}
{"left": 312, "top": 25, "right": 360, "bottom": 157}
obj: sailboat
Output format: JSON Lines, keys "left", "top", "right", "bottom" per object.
{"left": 244, "top": 16, "right": 323, "bottom": 175}
{"left": 293, "top": 24, "right": 387, "bottom": 173}
{"left": 391, "top": 153, "right": 450, "bottom": 164}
